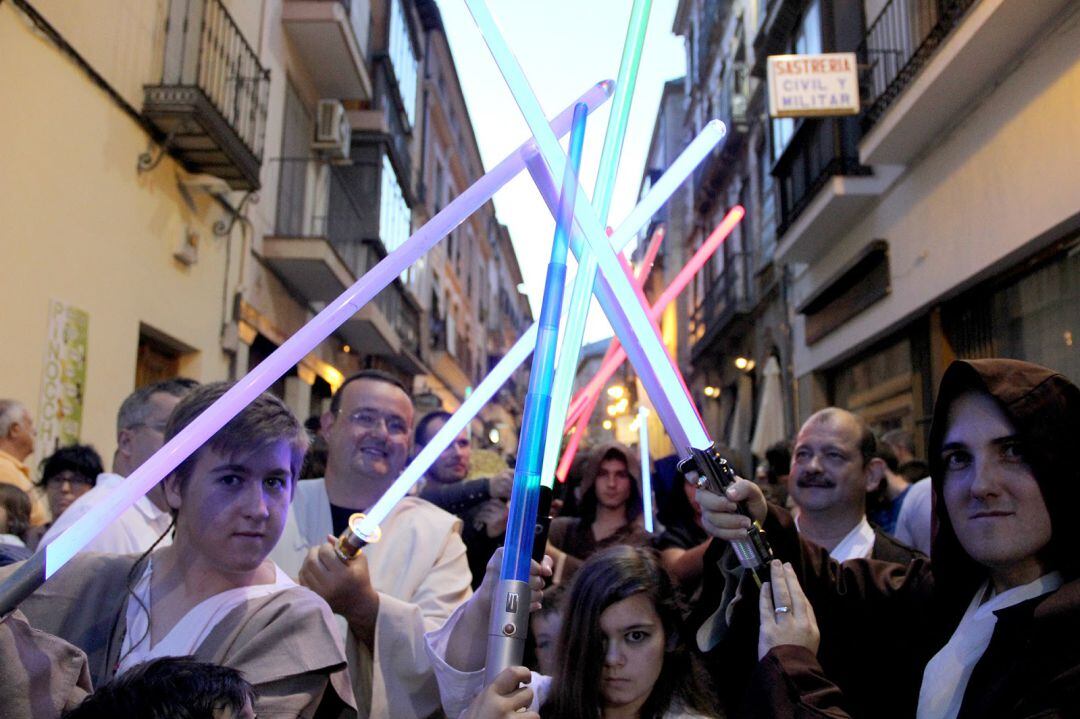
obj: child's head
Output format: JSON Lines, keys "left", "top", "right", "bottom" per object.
{"left": 162, "top": 383, "right": 308, "bottom": 574}
{"left": 546, "top": 545, "right": 714, "bottom": 719}
{"left": 63, "top": 656, "right": 255, "bottom": 718}
{"left": 39, "top": 443, "right": 103, "bottom": 518}
{"left": 0, "top": 484, "right": 31, "bottom": 540}
{"left": 529, "top": 583, "right": 566, "bottom": 677}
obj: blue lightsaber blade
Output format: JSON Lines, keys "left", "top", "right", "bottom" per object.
{"left": 483, "top": 103, "right": 588, "bottom": 682}
{"left": 466, "top": 0, "right": 774, "bottom": 592}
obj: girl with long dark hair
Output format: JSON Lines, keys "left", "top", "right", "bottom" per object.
{"left": 428, "top": 545, "right": 720, "bottom": 719}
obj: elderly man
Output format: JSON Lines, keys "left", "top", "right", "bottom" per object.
{"left": 787, "top": 407, "right": 918, "bottom": 563}
{"left": 0, "top": 400, "right": 47, "bottom": 527}
{"left": 39, "top": 378, "right": 199, "bottom": 553}
{"left": 270, "top": 369, "right": 471, "bottom": 719}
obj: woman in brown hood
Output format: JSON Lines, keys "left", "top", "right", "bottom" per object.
{"left": 693, "top": 358, "right": 1080, "bottom": 718}
{"left": 545, "top": 441, "right": 652, "bottom": 585}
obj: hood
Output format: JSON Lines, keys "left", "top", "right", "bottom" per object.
{"left": 579, "top": 441, "right": 643, "bottom": 499}
{"left": 928, "top": 358, "right": 1080, "bottom": 600}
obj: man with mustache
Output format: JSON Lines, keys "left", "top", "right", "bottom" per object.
{"left": 271, "top": 370, "right": 472, "bottom": 719}
{"left": 788, "top": 408, "right": 918, "bottom": 563}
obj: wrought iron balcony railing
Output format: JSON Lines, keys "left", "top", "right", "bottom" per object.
{"left": 144, "top": 0, "right": 270, "bottom": 189}
{"left": 858, "top": 0, "right": 978, "bottom": 130}
{"left": 775, "top": 116, "right": 871, "bottom": 234}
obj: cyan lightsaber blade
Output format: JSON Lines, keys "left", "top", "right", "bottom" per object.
{"left": 484, "top": 103, "right": 588, "bottom": 683}
{"left": 340, "top": 127, "right": 725, "bottom": 556}
{"left": 0, "top": 81, "right": 614, "bottom": 615}
{"left": 465, "top": 0, "right": 772, "bottom": 588}
{"left": 540, "top": 0, "right": 651, "bottom": 492}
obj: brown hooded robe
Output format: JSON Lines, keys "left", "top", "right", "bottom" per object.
{"left": 695, "top": 359, "right": 1080, "bottom": 718}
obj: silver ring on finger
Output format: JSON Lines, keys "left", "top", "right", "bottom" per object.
{"left": 774, "top": 605, "right": 791, "bottom": 615}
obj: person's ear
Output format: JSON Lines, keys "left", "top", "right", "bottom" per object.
{"left": 116, "top": 428, "right": 134, "bottom": 459}
{"left": 865, "top": 457, "right": 885, "bottom": 493}
{"left": 163, "top": 473, "right": 184, "bottom": 513}
{"left": 320, "top": 410, "right": 336, "bottom": 435}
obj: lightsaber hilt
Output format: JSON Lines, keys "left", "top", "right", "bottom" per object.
{"left": 678, "top": 443, "right": 774, "bottom": 586}
{"left": 484, "top": 578, "right": 532, "bottom": 686}
{"left": 334, "top": 513, "right": 382, "bottom": 563}
{"left": 531, "top": 484, "right": 553, "bottom": 566}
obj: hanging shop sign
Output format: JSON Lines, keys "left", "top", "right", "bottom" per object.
{"left": 767, "top": 52, "right": 860, "bottom": 118}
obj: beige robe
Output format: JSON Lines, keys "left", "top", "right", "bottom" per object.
{"left": 0, "top": 609, "right": 91, "bottom": 719}
{"left": 271, "top": 480, "right": 472, "bottom": 719}
{"left": 3, "top": 553, "right": 355, "bottom": 719}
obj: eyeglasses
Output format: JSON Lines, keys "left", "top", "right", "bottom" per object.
{"left": 339, "top": 409, "right": 410, "bottom": 437}
{"left": 45, "top": 472, "right": 95, "bottom": 488}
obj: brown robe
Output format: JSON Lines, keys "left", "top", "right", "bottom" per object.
{"left": 696, "top": 359, "right": 1080, "bottom": 718}
{"left": 3, "top": 553, "right": 356, "bottom": 718}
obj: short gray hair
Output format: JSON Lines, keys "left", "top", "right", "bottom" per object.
{"left": 0, "top": 400, "right": 29, "bottom": 438}
{"left": 116, "top": 379, "right": 200, "bottom": 434}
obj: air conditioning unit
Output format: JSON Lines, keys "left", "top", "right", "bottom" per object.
{"left": 313, "top": 99, "right": 351, "bottom": 159}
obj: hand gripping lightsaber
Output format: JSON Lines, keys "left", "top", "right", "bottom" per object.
{"left": 0, "top": 82, "right": 613, "bottom": 615}
{"left": 466, "top": 0, "right": 775, "bottom": 622}
{"left": 483, "top": 103, "right": 587, "bottom": 683}
{"left": 330, "top": 115, "right": 728, "bottom": 564}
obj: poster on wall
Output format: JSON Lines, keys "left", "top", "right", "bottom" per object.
{"left": 36, "top": 299, "right": 89, "bottom": 461}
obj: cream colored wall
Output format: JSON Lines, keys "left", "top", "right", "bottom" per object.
{"left": 0, "top": 3, "right": 233, "bottom": 465}
{"left": 790, "top": 11, "right": 1080, "bottom": 376}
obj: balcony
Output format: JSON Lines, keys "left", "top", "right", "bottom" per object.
{"left": 694, "top": 61, "right": 751, "bottom": 216}
{"left": 859, "top": 0, "right": 1070, "bottom": 165}
{"left": 348, "top": 60, "right": 415, "bottom": 202}
{"left": 689, "top": 251, "right": 754, "bottom": 363}
{"left": 143, "top": 0, "right": 269, "bottom": 190}
{"left": 429, "top": 320, "right": 471, "bottom": 397}
{"left": 282, "top": 0, "right": 373, "bottom": 100}
{"left": 772, "top": 117, "right": 904, "bottom": 264}
{"left": 258, "top": 160, "right": 423, "bottom": 373}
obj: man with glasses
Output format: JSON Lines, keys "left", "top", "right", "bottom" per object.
{"left": 271, "top": 369, "right": 471, "bottom": 719}
{"left": 39, "top": 378, "right": 199, "bottom": 554}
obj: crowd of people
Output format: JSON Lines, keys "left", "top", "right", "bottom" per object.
{"left": 0, "top": 356, "right": 1075, "bottom": 718}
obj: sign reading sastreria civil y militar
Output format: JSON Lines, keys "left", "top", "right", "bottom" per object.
{"left": 767, "top": 52, "right": 860, "bottom": 118}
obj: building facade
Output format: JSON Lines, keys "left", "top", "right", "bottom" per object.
{"left": 669, "top": 0, "right": 1079, "bottom": 461}
{"left": 1, "top": 0, "right": 531, "bottom": 466}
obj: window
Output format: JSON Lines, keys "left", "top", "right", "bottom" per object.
{"left": 770, "top": 0, "right": 823, "bottom": 162}
{"left": 388, "top": 0, "right": 418, "bottom": 127}
{"left": 380, "top": 154, "right": 411, "bottom": 281}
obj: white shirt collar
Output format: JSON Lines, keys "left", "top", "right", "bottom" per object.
{"left": 795, "top": 515, "right": 876, "bottom": 562}
{"left": 918, "top": 571, "right": 1064, "bottom": 719}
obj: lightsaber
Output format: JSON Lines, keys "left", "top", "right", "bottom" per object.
{"left": 563, "top": 208, "right": 745, "bottom": 428}
{"left": 484, "top": 103, "right": 587, "bottom": 683}
{"left": 337, "top": 116, "right": 727, "bottom": 551}
{"left": 466, "top": 0, "right": 773, "bottom": 604}
{"left": 553, "top": 225, "right": 667, "bottom": 484}
{"left": 0, "top": 82, "right": 614, "bottom": 614}
{"left": 539, "top": 0, "right": 651, "bottom": 496}
{"left": 639, "top": 406, "right": 652, "bottom": 533}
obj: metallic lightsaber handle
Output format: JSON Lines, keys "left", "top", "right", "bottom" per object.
{"left": 679, "top": 443, "right": 775, "bottom": 585}
{"left": 484, "top": 578, "right": 532, "bottom": 685}
{"left": 334, "top": 513, "right": 382, "bottom": 563}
